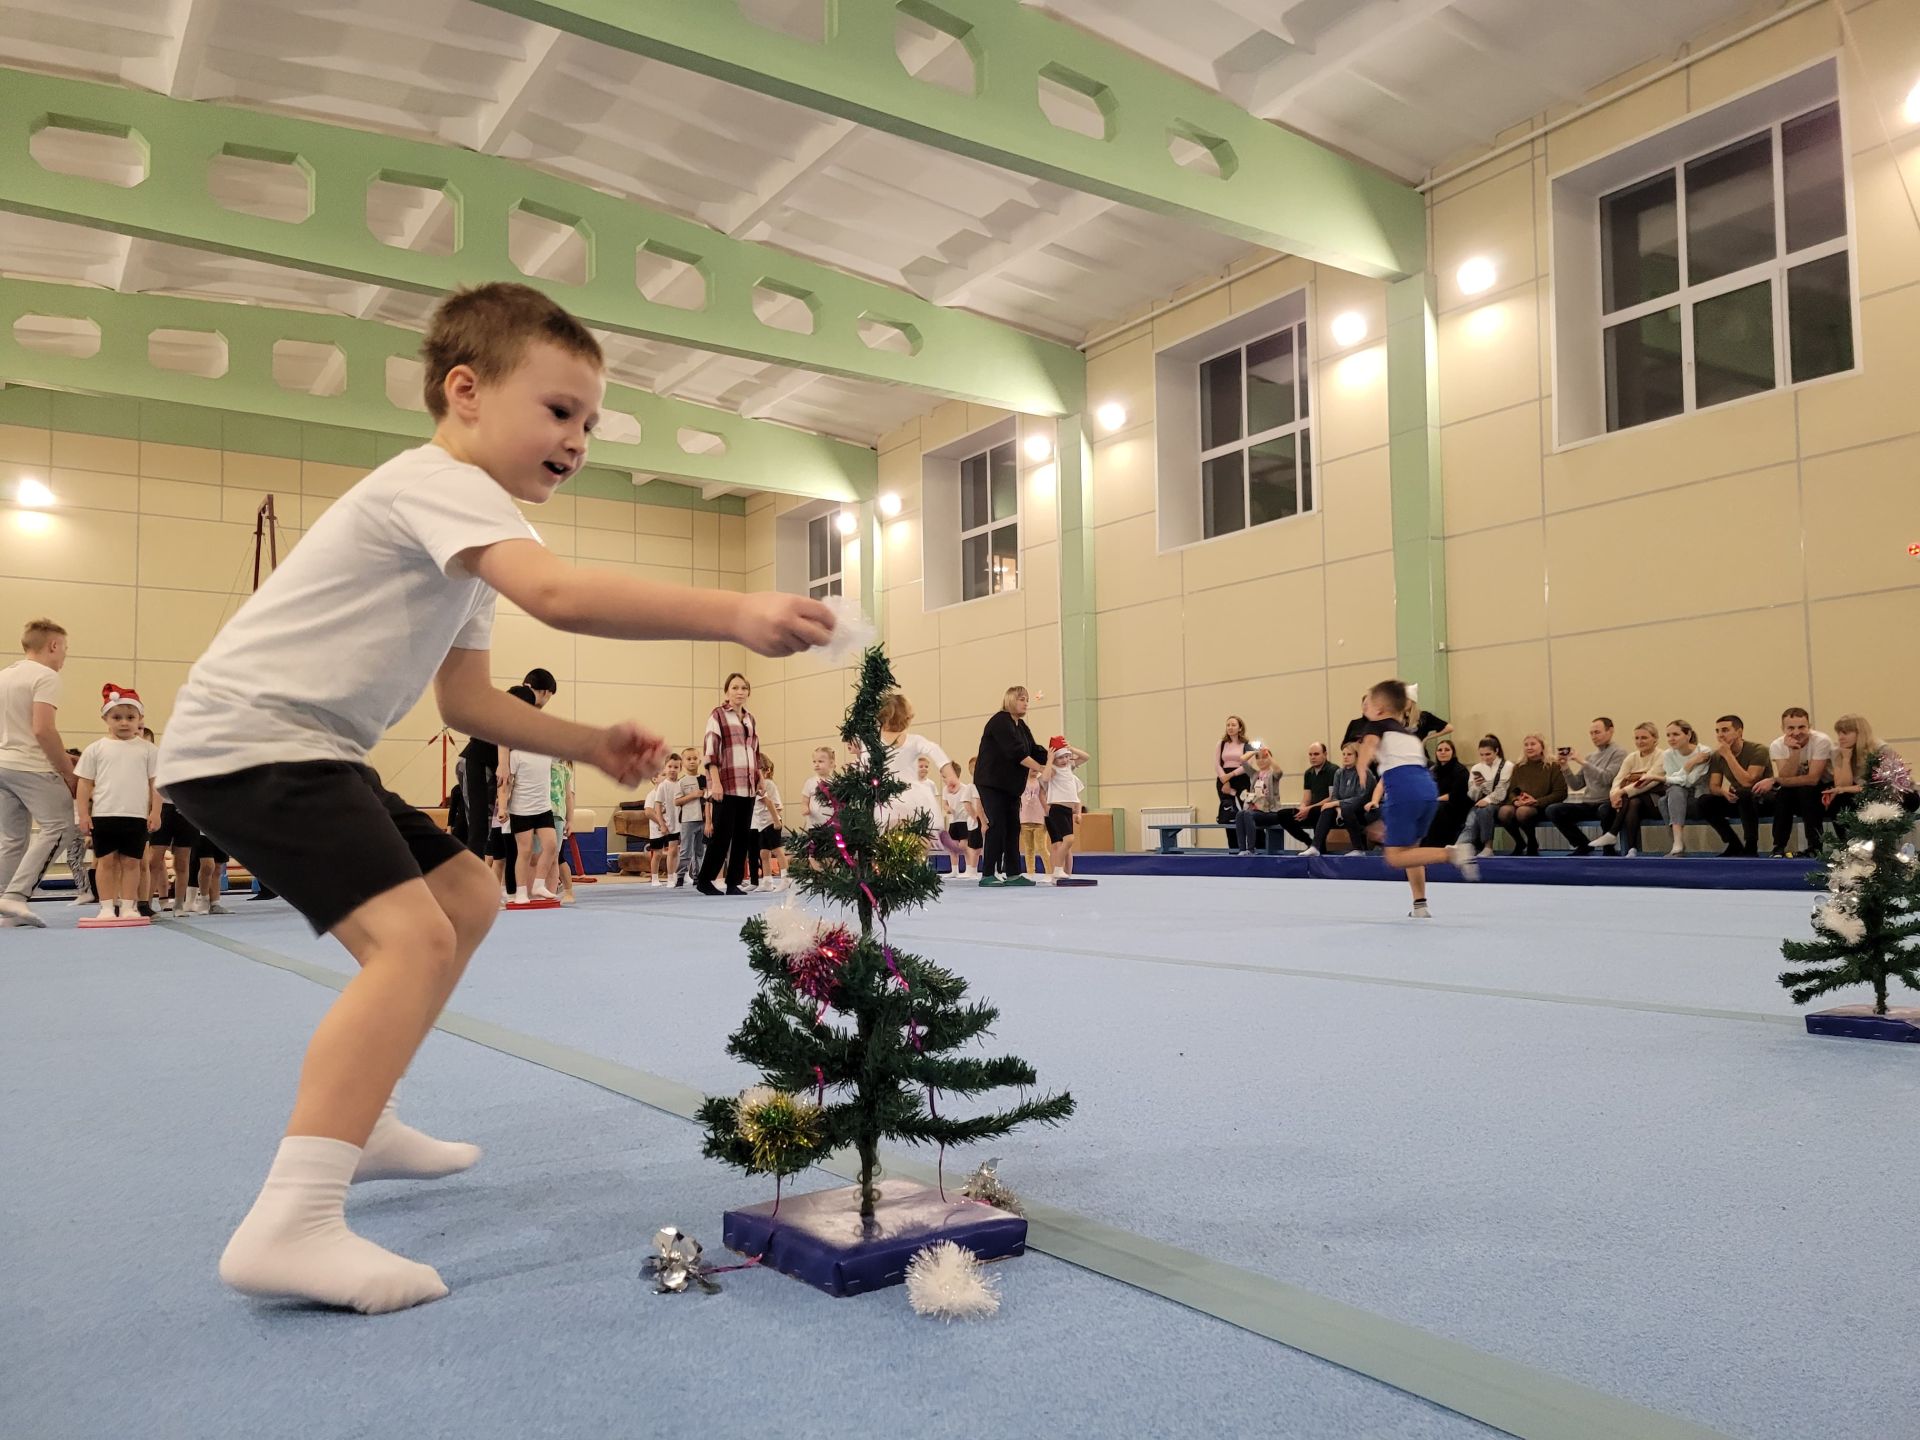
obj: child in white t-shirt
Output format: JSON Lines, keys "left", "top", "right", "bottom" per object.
{"left": 801, "top": 746, "right": 833, "bottom": 828}
{"left": 498, "top": 686, "right": 559, "bottom": 904}
{"left": 74, "top": 684, "right": 159, "bottom": 921}
{"left": 156, "top": 282, "right": 834, "bottom": 1316}
{"left": 1043, "top": 740, "right": 1089, "bottom": 880}
{"left": 644, "top": 753, "right": 683, "bottom": 886}
{"left": 937, "top": 762, "right": 982, "bottom": 876}
{"left": 750, "top": 753, "right": 785, "bottom": 891}
{"left": 673, "top": 745, "right": 707, "bottom": 887}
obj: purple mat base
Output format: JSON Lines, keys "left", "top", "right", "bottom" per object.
{"left": 723, "top": 1178, "right": 1026, "bottom": 1297}
{"left": 1804, "top": 1006, "right": 1920, "bottom": 1042}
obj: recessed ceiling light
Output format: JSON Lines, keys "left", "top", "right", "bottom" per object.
{"left": 1456, "top": 257, "right": 1497, "bottom": 296}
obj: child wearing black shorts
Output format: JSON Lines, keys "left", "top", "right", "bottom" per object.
{"left": 157, "top": 282, "right": 834, "bottom": 1315}
{"left": 74, "top": 684, "right": 159, "bottom": 921}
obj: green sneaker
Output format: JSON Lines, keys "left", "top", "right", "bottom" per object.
{"left": 978, "top": 874, "right": 1003, "bottom": 887}
{"left": 1002, "top": 874, "right": 1036, "bottom": 887}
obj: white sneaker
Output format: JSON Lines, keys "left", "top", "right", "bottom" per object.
{"left": 511, "top": 889, "right": 530, "bottom": 905}
{"left": 1300, "top": 846, "right": 1320, "bottom": 857}
{"left": 206, "top": 900, "right": 231, "bottom": 915}
{"left": 96, "top": 902, "right": 118, "bottom": 921}
{"left": 1594, "top": 832, "right": 1619, "bottom": 849}
{"left": 1409, "top": 900, "right": 1431, "bottom": 918}
{"left": 0, "top": 895, "right": 44, "bottom": 928}
{"left": 1449, "top": 840, "right": 1481, "bottom": 881}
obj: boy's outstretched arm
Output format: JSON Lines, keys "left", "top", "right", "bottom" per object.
{"left": 434, "top": 647, "right": 662, "bottom": 787}
{"left": 462, "top": 539, "right": 834, "bottom": 656}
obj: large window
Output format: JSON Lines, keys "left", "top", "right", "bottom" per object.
{"left": 806, "top": 513, "right": 842, "bottom": 599}
{"left": 1598, "top": 100, "right": 1852, "bottom": 433}
{"left": 958, "top": 439, "right": 1017, "bottom": 600}
{"left": 1197, "top": 321, "right": 1313, "bottom": 539}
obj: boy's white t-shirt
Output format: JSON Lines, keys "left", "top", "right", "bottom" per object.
{"left": 76, "top": 736, "right": 158, "bottom": 817}
{"left": 158, "top": 445, "right": 537, "bottom": 789}
{"left": 1044, "top": 765, "right": 1084, "bottom": 807}
{"left": 646, "top": 780, "right": 677, "bottom": 839}
{"left": 801, "top": 773, "right": 830, "bottom": 827}
{"left": 507, "top": 750, "right": 554, "bottom": 816}
{"left": 752, "top": 779, "right": 781, "bottom": 832}
{"left": 0, "top": 659, "right": 61, "bottom": 774}
{"left": 674, "top": 774, "right": 705, "bottom": 824}
{"left": 942, "top": 782, "right": 978, "bottom": 825}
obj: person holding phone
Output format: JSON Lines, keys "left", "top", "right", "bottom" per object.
{"left": 1545, "top": 717, "right": 1626, "bottom": 855}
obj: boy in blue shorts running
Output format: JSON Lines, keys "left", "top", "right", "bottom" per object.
{"left": 1354, "top": 678, "right": 1480, "bottom": 917}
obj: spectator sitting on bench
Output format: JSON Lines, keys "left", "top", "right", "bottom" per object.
{"left": 1753, "top": 706, "right": 1831, "bottom": 858}
{"left": 1828, "top": 713, "right": 1918, "bottom": 837}
{"left": 1546, "top": 717, "right": 1625, "bottom": 855}
{"left": 1231, "top": 743, "right": 1287, "bottom": 854}
{"left": 1316, "top": 742, "right": 1377, "bottom": 855}
{"left": 1425, "top": 738, "right": 1472, "bottom": 846}
{"left": 1463, "top": 735, "right": 1511, "bottom": 857}
{"left": 1284, "top": 743, "right": 1338, "bottom": 853}
{"left": 1609, "top": 723, "right": 1666, "bottom": 856}
{"left": 1660, "top": 720, "right": 1710, "bottom": 856}
{"left": 1699, "top": 715, "right": 1770, "bottom": 856}
{"left": 1500, "top": 734, "right": 1566, "bottom": 856}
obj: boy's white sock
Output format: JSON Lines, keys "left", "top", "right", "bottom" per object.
{"left": 531, "top": 881, "right": 555, "bottom": 899}
{"left": 353, "top": 1097, "right": 481, "bottom": 1183}
{"left": 219, "top": 1136, "right": 448, "bottom": 1314}
{"left": 95, "top": 902, "right": 116, "bottom": 921}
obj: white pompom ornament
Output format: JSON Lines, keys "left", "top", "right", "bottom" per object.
{"left": 904, "top": 1241, "right": 1000, "bottom": 1321}
{"left": 761, "top": 899, "right": 825, "bottom": 959}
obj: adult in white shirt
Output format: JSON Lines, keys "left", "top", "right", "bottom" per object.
{"left": 1659, "top": 720, "right": 1712, "bottom": 856}
{"left": 875, "top": 691, "right": 949, "bottom": 831}
{"left": 0, "top": 617, "right": 77, "bottom": 926}
{"left": 1754, "top": 706, "right": 1833, "bottom": 857}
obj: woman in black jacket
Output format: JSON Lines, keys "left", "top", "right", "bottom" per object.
{"left": 973, "top": 684, "right": 1048, "bottom": 887}
{"left": 1423, "top": 737, "right": 1473, "bottom": 846}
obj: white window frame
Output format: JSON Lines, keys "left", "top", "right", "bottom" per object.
{"left": 1597, "top": 104, "right": 1850, "bottom": 433}
{"left": 1195, "top": 319, "right": 1313, "bottom": 540}
{"left": 956, "top": 437, "right": 1019, "bottom": 602}
{"left": 1548, "top": 58, "right": 1858, "bottom": 450}
{"left": 805, "top": 512, "right": 843, "bottom": 600}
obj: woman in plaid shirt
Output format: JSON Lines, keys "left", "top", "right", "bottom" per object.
{"left": 695, "top": 672, "right": 760, "bottom": 895}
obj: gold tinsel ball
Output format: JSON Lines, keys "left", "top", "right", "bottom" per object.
{"left": 735, "top": 1087, "right": 825, "bottom": 1174}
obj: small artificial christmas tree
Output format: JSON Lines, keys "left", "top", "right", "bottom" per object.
{"left": 1780, "top": 749, "right": 1920, "bottom": 1021}
{"left": 698, "top": 644, "right": 1073, "bottom": 1222}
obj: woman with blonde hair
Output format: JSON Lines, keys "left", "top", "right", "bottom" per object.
{"left": 1608, "top": 723, "right": 1666, "bottom": 856}
{"left": 1828, "top": 714, "right": 1916, "bottom": 835}
{"left": 1215, "top": 714, "right": 1250, "bottom": 824}
{"left": 1499, "top": 733, "right": 1567, "bottom": 856}
{"left": 972, "top": 685, "right": 1049, "bottom": 886}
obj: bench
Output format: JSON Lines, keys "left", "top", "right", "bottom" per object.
{"left": 1152, "top": 822, "right": 1294, "bottom": 855}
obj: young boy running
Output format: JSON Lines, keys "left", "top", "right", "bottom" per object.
{"left": 158, "top": 283, "right": 832, "bottom": 1314}
{"left": 1352, "top": 678, "right": 1480, "bottom": 917}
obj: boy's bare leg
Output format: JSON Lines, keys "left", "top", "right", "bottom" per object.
{"left": 220, "top": 853, "right": 497, "bottom": 1313}
{"left": 512, "top": 832, "right": 534, "bottom": 898}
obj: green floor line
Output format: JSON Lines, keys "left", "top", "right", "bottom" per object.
{"left": 574, "top": 892, "right": 1803, "bottom": 1029}
{"left": 171, "top": 919, "right": 1737, "bottom": 1440}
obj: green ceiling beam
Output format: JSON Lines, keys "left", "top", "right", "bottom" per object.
{"left": 471, "top": 0, "right": 1425, "bottom": 280}
{"left": 0, "top": 278, "right": 873, "bottom": 501}
{"left": 0, "top": 68, "right": 1083, "bottom": 415}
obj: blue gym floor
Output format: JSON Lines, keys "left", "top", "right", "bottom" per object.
{"left": 5, "top": 876, "right": 1915, "bottom": 1440}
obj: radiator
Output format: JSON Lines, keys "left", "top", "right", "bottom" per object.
{"left": 1137, "top": 805, "right": 1197, "bottom": 850}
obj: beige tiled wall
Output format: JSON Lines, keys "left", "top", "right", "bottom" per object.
{"left": 1085, "top": 257, "right": 1398, "bottom": 833}
{"left": 1432, "top": 0, "right": 1920, "bottom": 761}
{"left": 0, "top": 425, "right": 737, "bottom": 811}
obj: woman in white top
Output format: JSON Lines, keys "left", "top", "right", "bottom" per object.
{"left": 1608, "top": 722, "right": 1666, "bottom": 856}
{"left": 1462, "top": 735, "right": 1511, "bottom": 856}
{"left": 1659, "top": 719, "right": 1711, "bottom": 857}
{"left": 876, "top": 691, "right": 950, "bottom": 833}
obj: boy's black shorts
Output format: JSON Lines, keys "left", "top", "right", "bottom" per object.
{"left": 487, "top": 826, "right": 513, "bottom": 859}
{"left": 91, "top": 816, "right": 149, "bottom": 860}
{"left": 645, "top": 835, "right": 672, "bottom": 851}
{"left": 509, "top": 810, "right": 554, "bottom": 835}
{"left": 167, "top": 761, "right": 467, "bottom": 936}
{"left": 757, "top": 824, "right": 782, "bottom": 851}
{"left": 1045, "top": 803, "right": 1076, "bottom": 843}
{"left": 148, "top": 802, "right": 199, "bottom": 848}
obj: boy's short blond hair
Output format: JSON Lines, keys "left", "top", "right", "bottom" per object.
{"left": 21, "top": 617, "right": 66, "bottom": 651}
{"left": 421, "top": 283, "right": 603, "bottom": 420}
{"left": 812, "top": 746, "right": 834, "bottom": 761}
